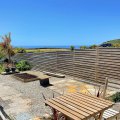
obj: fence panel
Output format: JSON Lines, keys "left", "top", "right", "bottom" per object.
{"left": 13, "top": 48, "right": 120, "bottom": 88}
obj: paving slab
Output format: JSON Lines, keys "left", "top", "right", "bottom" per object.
{"left": 49, "top": 77, "right": 116, "bottom": 97}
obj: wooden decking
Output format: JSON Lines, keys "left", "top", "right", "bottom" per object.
{"left": 45, "top": 92, "right": 114, "bottom": 120}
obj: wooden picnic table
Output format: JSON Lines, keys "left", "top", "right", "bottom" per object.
{"left": 45, "top": 92, "right": 114, "bottom": 120}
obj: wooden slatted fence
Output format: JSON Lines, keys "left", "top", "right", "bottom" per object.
{"left": 13, "top": 48, "right": 120, "bottom": 88}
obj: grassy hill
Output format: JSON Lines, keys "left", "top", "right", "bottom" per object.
{"left": 104, "top": 39, "right": 120, "bottom": 44}
{"left": 101, "top": 39, "right": 120, "bottom": 47}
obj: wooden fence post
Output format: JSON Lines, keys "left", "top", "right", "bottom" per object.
{"left": 72, "top": 50, "right": 75, "bottom": 77}
{"left": 95, "top": 47, "right": 99, "bottom": 82}
{"left": 56, "top": 51, "right": 58, "bottom": 73}
{"left": 102, "top": 77, "right": 109, "bottom": 99}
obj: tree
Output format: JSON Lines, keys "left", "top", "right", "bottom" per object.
{"left": 80, "top": 46, "right": 87, "bottom": 49}
{"left": 89, "top": 44, "right": 97, "bottom": 49}
{"left": 70, "top": 45, "right": 74, "bottom": 51}
{"left": 0, "top": 33, "right": 14, "bottom": 63}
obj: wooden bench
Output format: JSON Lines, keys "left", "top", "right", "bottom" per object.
{"left": 22, "top": 71, "right": 51, "bottom": 86}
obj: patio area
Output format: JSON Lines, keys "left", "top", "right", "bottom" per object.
{"left": 0, "top": 71, "right": 120, "bottom": 120}
{"left": 0, "top": 73, "right": 59, "bottom": 120}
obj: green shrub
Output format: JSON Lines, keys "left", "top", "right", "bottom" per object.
{"left": 16, "top": 60, "right": 31, "bottom": 71}
{"left": 0, "top": 64, "right": 5, "bottom": 73}
{"left": 0, "top": 53, "right": 5, "bottom": 59}
{"left": 15, "top": 48, "right": 26, "bottom": 53}
{"left": 109, "top": 92, "right": 120, "bottom": 103}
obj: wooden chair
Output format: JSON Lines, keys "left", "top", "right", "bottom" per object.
{"left": 103, "top": 108, "right": 119, "bottom": 120}
{"left": 99, "top": 78, "right": 120, "bottom": 120}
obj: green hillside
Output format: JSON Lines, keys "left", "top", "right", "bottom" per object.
{"left": 101, "top": 39, "right": 120, "bottom": 47}
{"left": 104, "top": 39, "right": 120, "bottom": 44}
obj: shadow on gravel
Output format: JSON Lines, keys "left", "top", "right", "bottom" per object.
{"left": 41, "top": 84, "right": 53, "bottom": 88}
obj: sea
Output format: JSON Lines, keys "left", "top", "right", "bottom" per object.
{"left": 14, "top": 45, "right": 85, "bottom": 49}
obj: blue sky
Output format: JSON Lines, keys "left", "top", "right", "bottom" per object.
{"left": 0, "top": 0, "right": 120, "bottom": 47}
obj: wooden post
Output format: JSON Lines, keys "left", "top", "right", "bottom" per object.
{"left": 95, "top": 47, "right": 99, "bottom": 82}
{"left": 72, "top": 50, "right": 75, "bottom": 77}
{"left": 53, "top": 108, "right": 57, "bottom": 120}
{"left": 95, "top": 78, "right": 109, "bottom": 120}
{"left": 102, "top": 77, "right": 109, "bottom": 99}
{"left": 94, "top": 111, "right": 104, "bottom": 120}
{"left": 99, "top": 111, "right": 104, "bottom": 120}
{"left": 43, "top": 52, "right": 46, "bottom": 72}
{"left": 56, "top": 51, "right": 58, "bottom": 74}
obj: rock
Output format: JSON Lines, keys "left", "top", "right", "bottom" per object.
{"left": 42, "top": 113, "right": 52, "bottom": 120}
{"left": 33, "top": 117, "right": 41, "bottom": 120}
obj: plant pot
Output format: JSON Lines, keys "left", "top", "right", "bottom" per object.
{"left": 11, "top": 67, "right": 16, "bottom": 72}
{"left": 5, "top": 68, "right": 10, "bottom": 73}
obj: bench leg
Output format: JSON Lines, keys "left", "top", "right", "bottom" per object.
{"left": 40, "top": 78, "right": 50, "bottom": 86}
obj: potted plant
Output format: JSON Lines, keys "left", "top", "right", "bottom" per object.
{"left": 11, "top": 64, "right": 16, "bottom": 72}
{"left": 11, "top": 67, "right": 16, "bottom": 72}
{"left": 5, "top": 67, "right": 10, "bottom": 73}
{"left": 9, "top": 63, "right": 16, "bottom": 72}
{"left": 16, "top": 60, "right": 31, "bottom": 71}
{"left": 4, "top": 63, "right": 10, "bottom": 73}
{"left": 0, "top": 33, "right": 15, "bottom": 64}
{"left": 0, "top": 33, "right": 15, "bottom": 73}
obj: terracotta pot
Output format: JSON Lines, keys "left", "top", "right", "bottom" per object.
{"left": 11, "top": 67, "right": 16, "bottom": 72}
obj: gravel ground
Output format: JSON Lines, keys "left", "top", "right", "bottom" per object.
{"left": 0, "top": 73, "right": 120, "bottom": 120}
{"left": 0, "top": 74, "right": 60, "bottom": 120}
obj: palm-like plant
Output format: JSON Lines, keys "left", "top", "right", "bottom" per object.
{"left": 0, "top": 33, "right": 14, "bottom": 63}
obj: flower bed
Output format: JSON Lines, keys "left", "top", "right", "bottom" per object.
{"left": 13, "top": 73, "right": 39, "bottom": 82}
